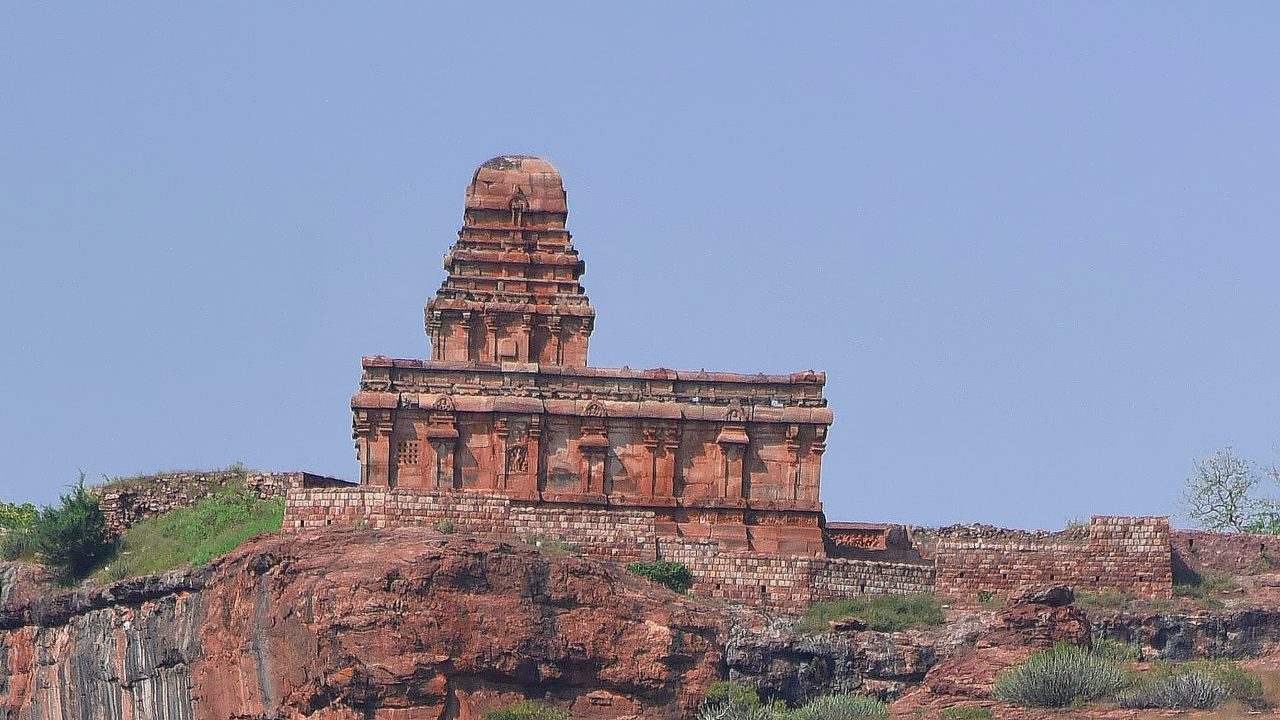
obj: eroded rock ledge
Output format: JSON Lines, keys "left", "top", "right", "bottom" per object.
{"left": 0, "top": 528, "right": 727, "bottom": 720}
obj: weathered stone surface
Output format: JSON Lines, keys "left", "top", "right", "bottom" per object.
{"left": 0, "top": 528, "right": 728, "bottom": 719}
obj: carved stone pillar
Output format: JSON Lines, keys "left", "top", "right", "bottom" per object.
{"left": 658, "top": 425, "right": 679, "bottom": 497}
{"left": 494, "top": 416, "right": 510, "bottom": 491}
{"left": 785, "top": 424, "right": 803, "bottom": 501}
{"left": 547, "top": 316, "right": 562, "bottom": 365}
{"left": 460, "top": 310, "right": 473, "bottom": 362}
{"left": 717, "top": 410, "right": 749, "bottom": 500}
{"left": 427, "top": 312, "right": 443, "bottom": 360}
{"left": 426, "top": 397, "right": 459, "bottom": 489}
{"left": 527, "top": 416, "right": 542, "bottom": 497}
{"left": 354, "top": 410, "right": 395, "bottom": 487}
{"left": 518, "top": 314, "right": 532, "bottom": 363}
{"left": 483, "top": 315, "right": 498, "bottom": 363}
{"left": 579, "top": 402, "right": 609, "bottom": 495}
{"left": 804, "top": 425, "right": 827, "bottom": 503}
{"left": 642, "top": 426, "right": 661, "bottom": 497}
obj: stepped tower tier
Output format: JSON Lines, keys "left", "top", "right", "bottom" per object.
{"left": 425, "top": 155, "right": 595, "bottom": 366}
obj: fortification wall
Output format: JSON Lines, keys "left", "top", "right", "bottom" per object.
{"left": 283, "top": 487, "right": 656, "bottom": 564}
{"left": 656, "top": 537, "right": 934, "bottom": 612}
{"left": 933, "top": 516, "right": 1172, "bottom": 599}
{"left": 1171, "top": 528, "right": 1280, "bottom": 577}
{"left": 91, "top": 470, "right": 353, "bottom": 537}
{"left": 281, "top": 485, "right": 1178, "bottom": 609}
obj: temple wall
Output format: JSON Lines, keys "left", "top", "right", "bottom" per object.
{"left": 931, "top": 516, "right": 1173, "bottom": 599}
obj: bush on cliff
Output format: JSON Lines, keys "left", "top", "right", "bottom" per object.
{"left": 480, "top": 700, "right": 569, "bottom": 720}
{"left": 29, "top": 476, "right": 114, "bottom": 584}
{"left": 626, "top": 559, "right": 694, "bottom": 594}
{"left": 800, "top": 593, "right": 944, "bottom": 633}
{"left": 0, "top": 499, "right": 39, "bottom": 561}
{"left": 100, "top": 481, "right": 283, "bottom": 580}
{"left": 991, "top": 643, "right": 1126, "bottom": 707}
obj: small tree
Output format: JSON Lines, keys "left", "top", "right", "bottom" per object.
{"left": 31, "top": 475, "right": 114, "bottom": 583}
{"left": 1183, "top": 447, "right": 1268, "bottom": 532}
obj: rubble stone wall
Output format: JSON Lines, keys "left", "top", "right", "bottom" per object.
{"left": 284, "top": 487, "right": 656, "bottom": 564}
{"left": 933, "top": 516, "right": 1173, "bottom": 599}
{"left": 91, "top": 470, "right": 353, "bottom": 538}
{"left": 1171, "top": 528, "right": 1280, "bottom": 577}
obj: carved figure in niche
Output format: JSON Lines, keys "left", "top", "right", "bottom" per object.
{"left": 433, "top": 396, "right": 455, "bottom": 412}
{"left": 506, "top": 445, "right": 528, "bottom": 473}
{"left": 725, "top": 403, "right": 745, "bottom": 423}
{"left": 584, "top": 401, "right": 605, "bottom": 418}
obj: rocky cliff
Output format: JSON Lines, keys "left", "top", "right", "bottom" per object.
{"left": 0, "top": 528, "right": 727, "bottom": 720}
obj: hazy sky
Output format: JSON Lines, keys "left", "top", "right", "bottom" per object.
{"left": 2, "top": 4, "right": 1278, "bottom": 528}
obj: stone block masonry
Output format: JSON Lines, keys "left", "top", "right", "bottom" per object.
{"left": 284, "top": 487, "right": 656, "bottom": 564}
{"left": 91, "top": 470, "right": 353, "bottom": 538}
{"left": 932, "top": 516, "right": 1173, "bottom": 599}
{"left": 657, "top": 537, "right": 934, "bottom": 612}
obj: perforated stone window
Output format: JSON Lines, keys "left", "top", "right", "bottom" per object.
{"left": 396, "top": 440, "right": 421, "bottom": 466}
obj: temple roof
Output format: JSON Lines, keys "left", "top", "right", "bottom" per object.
{"left": 465, "top": 155, "right": 567, "bottom": 214}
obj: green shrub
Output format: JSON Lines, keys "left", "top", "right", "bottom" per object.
{"left": 697, "top": 704, "right": 774, "bottom": 720}
{"left": 433, "top": 518, "right": 455, "bottom": 534}
{"left": 1090, "top": 636, "right": 1139, "bottom": 663}
{"left": 1116, "top": 670, "right": 1227, "bottom": 709}
{"left": 938, "top": 707, "right": 992, "bottom": 720}
{"left": 30, "top": 477, "right": 113, "bottom": 584}
{"left": 782, "top": 693, "right": 887, "bottom": 719}
{"left": 991, "top": 643, "right": 1126, "bottom": 707}
{"left": 0, "top": 501, "right": 36, "bottom": 530}
{"left": 0, "top": 527, "right": 36, "bottom": 561}
{"left": 100, "top": 482, "right": 283, "bottom": 580}
{"left": 1074, "top": 588, "right": 1132, "bottom": 613}
{"left": 975, "top": 590, "right": 995, "bottom": 604}
{"left": 1182, "top": 660, "right": 1263, "bottom": 704}
{"left": 1173, "top": 582, "right": 1225, "bottom": 609}
{"left": 703, "top": 681, "right": 761, "bottom": 709}
{"left": 481, "top": 700, "right": 569, "bottom": 720}
{"left": 627, "top": 560, "right": 693, "bottom": 594}
{"left": 800, "top": 594, "right": 944, "bottom": 634}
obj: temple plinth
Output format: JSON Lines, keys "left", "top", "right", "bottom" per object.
{"left": 353, "top": 155, "right": 832, "bottom": 554}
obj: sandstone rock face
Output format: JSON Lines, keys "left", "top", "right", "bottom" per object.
{"left": 0, "top": 528, "right": 727, "bottom": 720}
{"left": 891, "top": 588, "right": 1091, "bottom": 714}
{"left": 1093, "top": 606, "right": 1280, "bottom": 660}
{"left": 723, "top": 609, "right": 985, "bottom": 706}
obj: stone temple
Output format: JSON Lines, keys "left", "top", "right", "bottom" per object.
{"left": 351, "top": 155, "right": 833, "bottom": 554}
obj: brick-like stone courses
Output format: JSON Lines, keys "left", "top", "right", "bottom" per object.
{"left": 1171, "top": 529, "right": 1280, "bottom": 576}
{"left": 933, "top": 516, "right": 1173, "bottom": 599}
{"left": 283, "top": 487, "right": 656, "bottom": 564}
{"left": 656, "top": 537, "right": 934, "bottom": 612}
{"left": 91, "top": 470, "right": 353, "bottom": 538}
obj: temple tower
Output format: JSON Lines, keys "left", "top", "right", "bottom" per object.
{"left": 425, "top": 155, "right": 595, "bottom": 366}
{"left": 353, "top": 154, "right": 832, "bottom": 555}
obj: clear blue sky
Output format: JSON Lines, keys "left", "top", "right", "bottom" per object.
{"left": 2, "top": 4, "right": 1278, "bottom": 528}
